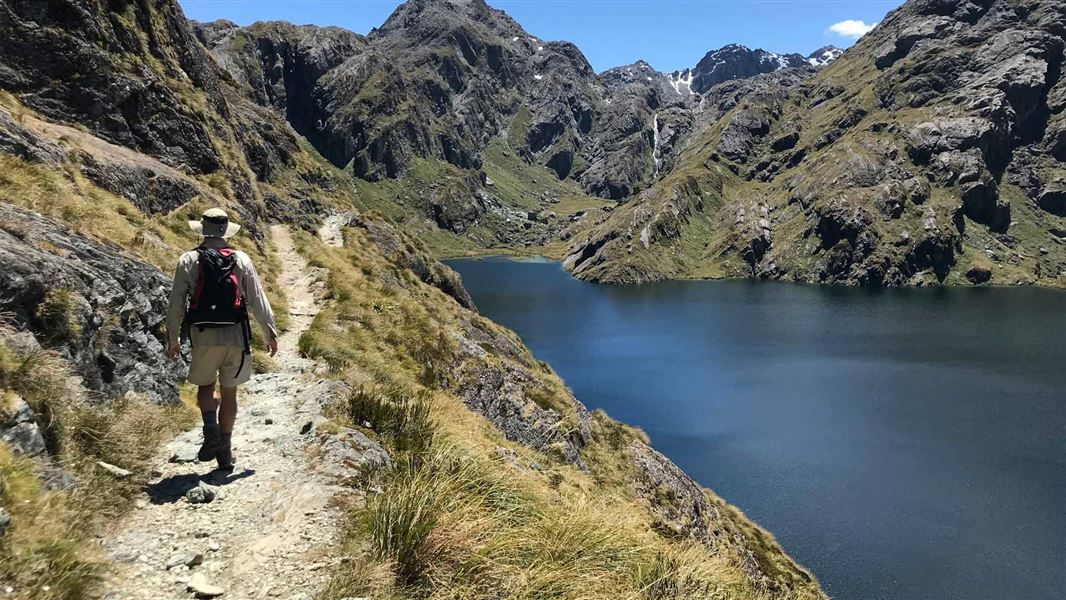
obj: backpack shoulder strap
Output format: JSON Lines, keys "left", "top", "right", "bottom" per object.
{"left": 190, "top": 248, "right": 206, "bottom": 309}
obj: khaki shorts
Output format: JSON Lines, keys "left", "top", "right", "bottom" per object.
{"left": 188, "top": 345, "right": 252, "bottom": 388}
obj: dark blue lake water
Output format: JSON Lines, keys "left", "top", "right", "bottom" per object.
{"left": 447, "top": 256, "right": 1066, "bottom": 600}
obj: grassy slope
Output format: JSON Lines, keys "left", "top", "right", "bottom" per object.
{"left": 293, "top": 225, "right": 824, "bottom": 599}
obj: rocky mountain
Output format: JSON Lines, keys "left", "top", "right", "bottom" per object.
{"left": 565, "top": 0, "right": 1066, "bottom": 287}
{"left": 194, "top": 3, "right": 840, "bottom": 212}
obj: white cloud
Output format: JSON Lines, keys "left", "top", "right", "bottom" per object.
{"left": 828, "top": 19, "right": 877, "bottom": 39}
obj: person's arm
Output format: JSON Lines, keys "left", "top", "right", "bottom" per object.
{"left": 240, "top": 253, "right": 279, "bottom": 354}
{"left": 166, "top": 253, "right": 193, "bottom": 360}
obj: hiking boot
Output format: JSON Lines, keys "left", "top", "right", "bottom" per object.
{"left": 216, "top": 434, "right": 234, "bottom": 471}
{"left": 198, "top": 424, "right": 221, "bottom": 462}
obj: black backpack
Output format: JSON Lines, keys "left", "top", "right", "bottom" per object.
{"left": 188, "top": 247, "right": 247, "bottom": 328}
{"left": 186, "top": 246, "right": 252, "bottom": 377}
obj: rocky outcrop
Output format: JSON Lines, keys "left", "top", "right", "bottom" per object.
{"left": 351, "top": 213, "right": 475, "bottom": 309}
{"left": 0, "top": 0, "right": 225, "bottom": 174}
{"left": 628, "top": 442, "right": 817, "bottom": 591}
{"left": 454, "top": 355, "right": 592, "bottom": 468}
{"left": 0, "top": 203, "right": 180, "bottom": 404}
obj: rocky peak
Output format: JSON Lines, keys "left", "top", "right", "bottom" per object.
{"left": 601, "top": 60, "right": 665, "bottom": 85}
{"left": 373, "top": 0, "right": 524, "bottom": 48}
{"left": 689, "top": 43, "right": 816, "bottom": 93}
{"left": 807, "top": 45, "right": 843, "bottom": 65}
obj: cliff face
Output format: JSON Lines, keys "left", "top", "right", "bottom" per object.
{"left": 565, "top": 0, "right": 1066, "bottom": 286}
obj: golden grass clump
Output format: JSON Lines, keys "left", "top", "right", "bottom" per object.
{"left": 33, "top": 288, "right": 82, "bottom": 346}
{"left": 0, "top": 331, "right": 196, "bottom": 599}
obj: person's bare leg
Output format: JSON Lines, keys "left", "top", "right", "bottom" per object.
{"left": 197, "top": 384, "right": 217, "bottom": 415}
{"left": 216, "top": 385, "right": 238, "bottom": 470}
{"left": 218, "top": 386, "right": 238, "bottom": 434}
{"left": 197, "top": 383, "right": 221, "bottom": 462}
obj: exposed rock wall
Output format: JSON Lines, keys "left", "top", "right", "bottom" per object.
{"left": 0, "top": 203, "right": 180, "bottom": 404}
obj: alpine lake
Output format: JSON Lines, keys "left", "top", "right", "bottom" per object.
{"left": 447, "top": 256, "right": 1066, "bottom": 600}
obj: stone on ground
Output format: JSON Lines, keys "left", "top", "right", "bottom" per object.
{"left": 187, "top": 573, "right": 225, "bottom": 598}
{"left": 186, "top": 481, "right": 218, "bottom": 504}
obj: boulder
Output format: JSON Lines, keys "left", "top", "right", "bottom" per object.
{"left": 317, "top": 428, "right": 392, "bottom": 484}
{"left": 186, "top": 482, "right": 219, "bottom": 504}
{"left": 1037, "top": 189, "right": 1066, "bottom": 217}
{"left": 960, "top": 177, "right": 1010, "bottom": 233}
{"left": 166, "top": 551, "right": 204, "bottom": 570}
{"left": 966, "top": 265, "right": 992, "bottom": 284}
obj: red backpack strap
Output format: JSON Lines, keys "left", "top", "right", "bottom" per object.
{"left": 218, "top": 248, "right": 241, "bottom": 308}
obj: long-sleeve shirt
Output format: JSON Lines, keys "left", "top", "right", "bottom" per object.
{"left": 166, "top": 238, "right": 278, "bottom": 348}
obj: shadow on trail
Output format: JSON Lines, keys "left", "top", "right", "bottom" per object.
{"left": 146, "top": 468, "right": 256, "bottom": 504}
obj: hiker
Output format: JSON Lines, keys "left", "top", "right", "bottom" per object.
{"left": 166, "top": 208, "right": 278, "bottom": 470}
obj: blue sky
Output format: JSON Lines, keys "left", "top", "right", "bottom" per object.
{"left": 180, "top": 0, "right": 901, "bottom": 73}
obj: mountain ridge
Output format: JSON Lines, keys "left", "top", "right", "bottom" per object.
{"left": 193, "top": 11, "right": 842, "bottom": 205}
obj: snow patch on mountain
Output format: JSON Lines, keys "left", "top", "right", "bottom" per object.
{"left": 806, "top": 45, "right": 843, "bottom": 66}
{"left": 669, "top": 69, "right": 695, "bottom": 95}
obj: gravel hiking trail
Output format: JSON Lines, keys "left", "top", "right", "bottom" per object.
{"left": 99, "top": 224, "right": 354, "bottom": 600}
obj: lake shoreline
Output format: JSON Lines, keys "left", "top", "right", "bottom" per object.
{"left": 448, "top": 254, "right": 1066, "bottom": 291}
{"left": 449, "top": 256, "right": 1066, "bottom": 600}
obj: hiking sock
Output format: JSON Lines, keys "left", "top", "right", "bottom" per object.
{"left": 201, "top": 410, "right": 218, "bottom": 426}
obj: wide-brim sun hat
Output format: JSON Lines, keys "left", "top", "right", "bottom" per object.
{"left": 189, "top": 208, "right": 241, "bottom": 239}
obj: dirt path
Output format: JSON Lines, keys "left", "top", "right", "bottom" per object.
{"left": 99, "top": 226, "right": 351, "bottom": 600}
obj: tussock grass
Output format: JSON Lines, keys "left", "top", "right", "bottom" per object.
{"left": 344, "top": 385, "right": 435, "bottom": 456}
{"left": 0, "top": 331, "right": 195, "bottom": 599}
{"left": 351, "top": 443, "right": 771, "bottom": 600}
{"left": 33, "top": 287, "right": 82, "bottom": 346}
{"left": 0, "top": 447, "right": 101, "bottom": 600}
